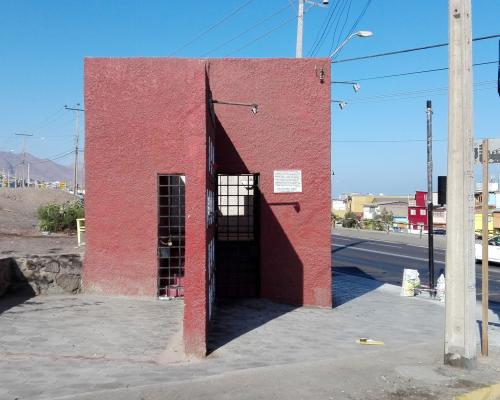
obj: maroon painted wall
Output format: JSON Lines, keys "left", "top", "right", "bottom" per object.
{"left": 85, "top": 58, "right": 332, "bottom": 358}
{"left": 208, "top": 58, "right": 332, "bottom": 307}
{"left": 84, "top": 58, "right": 209, "bottom": 355}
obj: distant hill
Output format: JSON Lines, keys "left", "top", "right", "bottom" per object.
{"left": 0, "top": 151, "right": 78, "bottom": 183}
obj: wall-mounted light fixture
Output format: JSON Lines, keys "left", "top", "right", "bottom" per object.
{"left": 331, "top": 81, "right": 361, "bottom": 93}
{"left": 211, "top": 99, "right": 259, "bottom": 115}
{"left": 332, "top": 100, "right": 347, "bottom": 110}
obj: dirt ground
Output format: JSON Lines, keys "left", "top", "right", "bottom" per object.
{"left": 0, "top": 188, "right": 82, "bottom": 257}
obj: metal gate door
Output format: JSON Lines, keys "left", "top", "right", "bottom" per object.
{"left": 157, "top": 175, "right": 185, "bottom": 298}
{"left": 216, "top": 174, "right": 260, "bottom": 298}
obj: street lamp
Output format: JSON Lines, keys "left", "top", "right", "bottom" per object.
{"left": 329, "top": 30, "right": 373, "bottom": 59}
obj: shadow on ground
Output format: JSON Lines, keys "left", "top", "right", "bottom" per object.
{"left": 332, "top": 267, "right": 383, "bottom": 308}
{"left": 207, "top": 299, "right": 297, "bottom": 354}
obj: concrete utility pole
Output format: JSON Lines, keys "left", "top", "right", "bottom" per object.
{"left": 426, "top": 100, "right": 435, "bottom": 292}
{"left": 445, "top": 0, "right": 476, "bottom": 368}
{"left": 296, "top": 0, "right": 305, "bottom": 58}
{"left": 14, "top": 133, "right": 33, "bottom": 188}
{"left": 65, "top": 104, "right": 84, "bottom": 194}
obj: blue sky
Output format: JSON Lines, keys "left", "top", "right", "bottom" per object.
{"left": 0, "top": 0, "right": 499, "bottom": 196}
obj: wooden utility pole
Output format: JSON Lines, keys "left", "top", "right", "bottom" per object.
{"left": 444, "top": 0, "right": 476, "bottom": 368}
{"left": 481, "top": 139, "right": 489, "bottom": 356}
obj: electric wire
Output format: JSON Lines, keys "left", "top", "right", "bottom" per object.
{"left": 226, "top": 13, "right": 301, "bottom": 56}
{"left": 169, "top": 0, "right": 255, "bottom": 56}
{"left": 334, "top": 0, "right": 372, "bottom": 58}
{"left": 308, "top": 2, "right": 335, "bottom": 56}
{"left": 344, "top": 82, "right": 496, "bottom": 104}
{"left": 332, "top": 138, "right": 447, "bottom": 143}
{"left": 330, "top": 0, "right": 352, "bottom": 55}
{"left": 27, "top": 149, "right": 76, "bottom": 165}
{"left": 344, "top": 0, "right": 372, "bottom": 39}
{"left": 201, "top": 4, "right": 291, "bottom": 56}
{"left": 309, "top": 0, "right": 342, "bottom": 56}
{"left": 337, "top": 60, "right": 497, "bottom": 82}
{"left": 332, "top": 34, "right": 500, "bottom": 63}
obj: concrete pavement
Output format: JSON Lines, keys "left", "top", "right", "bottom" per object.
{"left": 1, "top": 273, "right": 499, "bottom": 399}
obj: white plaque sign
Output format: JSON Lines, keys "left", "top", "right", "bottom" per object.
{"left": 273, "top": 170, "right": 302, "bottom": 193}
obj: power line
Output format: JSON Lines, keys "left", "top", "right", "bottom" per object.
{"left": 344, "top": 81, "right": 496, "bottom": 104}
{"left": 169, "top": 0, "right": 255, "bottom": 56}
{"left": 308, "top": 1, "right": 336, "bottom": 56}
{"left": 332, "top": 138, "right": 447, "bottom": 143}
{"left": 335, "top": 0, "right": 372, "bottom": 58}
{"left": 226, "top": 13, "right": 299, "bottom": 56}
{"left": 338, "top": 60, "right": 497, "bottom": 82}
{"left": 332, "top": 34, "right": 500, "bottom": 64}
{"left": 201, "top": 4, "right": 290, "bottom": 57}
{"left": 309, "top": 0, "right": 341, "bottom": 56}
{"left": 330, "top": 0, "right": 352, "bottom": 55}
{"left": 29, "top": 149, "right": 76, "bottom": 165}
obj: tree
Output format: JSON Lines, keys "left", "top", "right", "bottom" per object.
{"left": 373, "top": 209, "right": 394, "bottom": 231}
{"left": 342, "top": 211, "right": 358, "bottom": 228}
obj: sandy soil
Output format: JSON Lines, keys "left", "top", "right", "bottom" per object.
{"left": 0, "top": 188, "right": 82, "bottom": 257}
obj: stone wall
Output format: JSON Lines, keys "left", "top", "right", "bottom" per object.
{"left": 0, "top": 254, "right": 82, "bottom": 296}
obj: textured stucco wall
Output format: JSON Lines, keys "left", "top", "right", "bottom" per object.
{"left": 84, "top": 58, "right": 208, "bottom": 355}
{"left": 208, "top": 58, "right": 332, "bottom": 307}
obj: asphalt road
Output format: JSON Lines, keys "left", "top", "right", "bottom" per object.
{"left": 332, "top": 232, "right": 500, "bottom": 304}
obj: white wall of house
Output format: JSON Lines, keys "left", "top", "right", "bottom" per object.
{"left": 363, "top": 206, "right": 375, "bottom": 220}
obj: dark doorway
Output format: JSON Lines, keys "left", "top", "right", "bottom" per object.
{"left": 157, "top": 174, "right": 185, "bottom": 298}
{"left": 216, "top": 174, "right": 260, "bottom": 299}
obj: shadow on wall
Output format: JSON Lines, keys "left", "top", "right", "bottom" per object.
{"left": 208, "top": 114, "right": 303, "bottom": 353}
{"left": 0, "top": 257, "right": 36, "bottom": 314}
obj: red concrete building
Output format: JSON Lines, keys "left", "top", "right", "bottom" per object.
{"left": 84, "top": 58, "right": 332, "bottom": 356}
{"left": 408, "top": 191, "right": 428, "bottom": 233}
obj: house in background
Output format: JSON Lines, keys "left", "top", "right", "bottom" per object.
{"left": 362, "top": 200, "right": 409, "bottom": 221}
{"left": 408, "top": 191, "right": 428, "bottom": 234}
{"left": 331, "top": 199, "right": 346, "bottom": 217}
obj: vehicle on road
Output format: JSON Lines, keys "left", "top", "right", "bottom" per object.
{"left": 475, "top": 236, "right": 500, "bottom": 264}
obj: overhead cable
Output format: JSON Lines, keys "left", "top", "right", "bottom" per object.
{"left": 309, "top": 0, "right": 342, "bottom": 56}
{"left": 226, "top": 14, "right": 300, "bottom": 56}
{"left": 332, "top": 34, "right": 500, "bottom": 64}
{"left": 169, "top": 0, "right": 255, "bottom": 56}
{"left": 201, "top": 4, "right": 290, "bottom": 56}
{"left": 334, "top": 0, "right": 372, "bottom": 57}
{"left": 337, "top": 60, "right": 497, "bottom": 82}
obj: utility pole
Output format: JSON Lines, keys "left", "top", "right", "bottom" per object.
{"left": 445, "top": 0, "right": 476, "bottom": 368}
{"left": 65, "top": 104, "right": 84, "bottom": 194}
{"left": 296, "top": 0, "right": 305, "bottom": 58}
{"left": 426, "top": 100, "right": 435, "bottom": 293}
{"left": 14, "top": 133, "right": 33, "bottom": 188}
{"left": 481, "top": 139, "right": 489, "bottom": 356}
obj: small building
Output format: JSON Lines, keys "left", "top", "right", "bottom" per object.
{"left": 331, "top": 199, "right": 346, "bottom": 218}
{"left": 362, "top": 200, "right": 408, "bottom": 221}
{"left": 84, "top": 58, "right": 332, "bottom": 357}
{"left": 408, "top": 191, "right": 428, "bottom": 234}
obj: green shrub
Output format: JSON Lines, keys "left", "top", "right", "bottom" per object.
{"left": 37, "top": 200, "right": 84, "bottom": 232}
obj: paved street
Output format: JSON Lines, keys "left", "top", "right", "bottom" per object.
{"left": 332, "top": 231, "right": 500, "bottom": 304}
{"left": 1, "top": 277, "right": 500, "bottom": 400}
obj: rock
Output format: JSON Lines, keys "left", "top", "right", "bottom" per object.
{"left": 56, "top": 274, "right": 81, "bottom": 293}
{"left": 44, "top": 261, "right": 60, "bottom": 273}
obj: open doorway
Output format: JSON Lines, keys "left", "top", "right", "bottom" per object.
{"left": 216, "top": 174, "right": 260, "bottom": 299}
